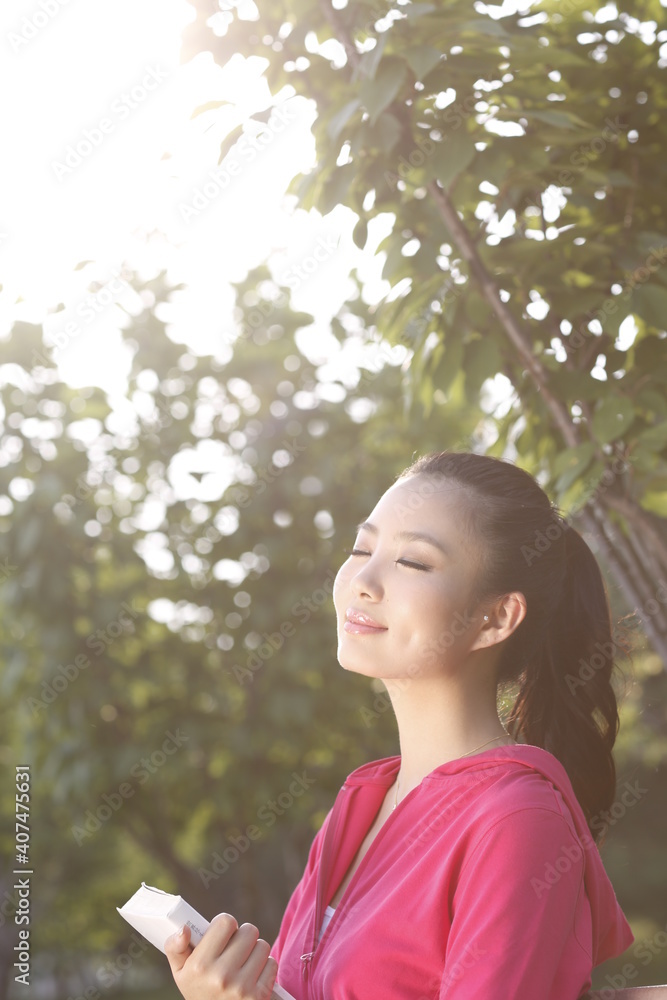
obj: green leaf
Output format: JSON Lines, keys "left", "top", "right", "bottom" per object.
{"left": 217, "top": 123, "right": 244, "bottom": 165}
{"left": 629, "top": 284, "right": 667, "bottom": 331}
{"left": 553, "top": 442, "right": 596, "bottom": 494}
{"left": 404, "top": 3, "right": 438, "bottom": 17}
{"left": 369, "top": 112, "right": 403, "bottom": 153}
{"left": 402, "top": 45, "right": 442, "bottom": 80}
{"left": 355, "top": 31, "right": 387, "bottom": 82}
{"left": 592, "top": 396, "right": 635, "bottom": 444}
{"left": 634, "top": 232, "right": 667, "bottom": 257}
{"left": 606, "top": 170, "right": 636, "bottom": 188}
{"left": 521, "top": 109, "right": 593, "bottom": 130}
{"left": 360, "top": 57, "right": 407, "bottom": 126}
{"left": 431, "top": 332, "right": 465, "bottom": 397}
{"left": 633, "top": 334, "right": 667, "bottom": 380}
{"left": 425, "top": 132, "right": 477, "bottom": 190}
{"left": 192, "top": 100, "right": 233, "bottom": 119}
{"left": 327, "top": 98, "right": 361, "bottom": 141}
{"left": 562, "top": 270, "right": 596, "bottom": 288}
{"left": 320, "top": 164, "right": 356, "bottom": 214}
{"left": 353, "top": 216, "right": 368, "bottom": 250}
{"left": 463, "top": 336, "right": 503, "bottom": 397}
{"left": 458, "top": 18, "right": 510, "bottom": 37}
{"left": 639, "top": 491, "right": 667, "bottom": 516}
{"left": 636, "top": 386, "right": 667, "bottom": 417}
{"left": 559, "top": 458, "right": 607, "bottom": 514}
{"left": 635, "top": 422, "right": 667, "bottom": 452}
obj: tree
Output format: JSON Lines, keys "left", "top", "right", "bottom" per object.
{"left": 180, "top": 0, "right": 667, "bottom": 663}
{"left": 0, "top": 265, "right": 486, "bottom": 996}
{"left": 1, "top": 264, "right": 665, "bottom": 995}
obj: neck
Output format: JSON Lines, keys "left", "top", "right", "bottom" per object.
{"left": 384, "top": 672, "right": 515, "bottom": 801}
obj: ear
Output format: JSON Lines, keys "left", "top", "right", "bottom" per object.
{"left": 479, "top": 593, "right": 527, "bottom": 646}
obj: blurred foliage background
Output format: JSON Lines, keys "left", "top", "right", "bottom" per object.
{"left": 2, "top": 0, "right": 667, "bottom": 997}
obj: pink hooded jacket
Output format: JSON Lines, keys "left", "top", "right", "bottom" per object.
{"left": 270, "top": 744, "right": 634, "bottom": 999}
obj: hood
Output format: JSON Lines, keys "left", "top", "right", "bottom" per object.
{"left": 340, "top": 743, "right": 634, "bottom": 966}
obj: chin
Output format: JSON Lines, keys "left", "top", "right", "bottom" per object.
{"left": 336, "top": 648, "right": 385, "bottom": 678}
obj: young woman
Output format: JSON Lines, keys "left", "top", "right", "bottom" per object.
{"left": 166, "top": 450, "right": 635, "bottom": 1000}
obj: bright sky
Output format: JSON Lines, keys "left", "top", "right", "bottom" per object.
{"left": 0, "top": 0, "right": 400, "bottom": 394}
{"left": 0, "top": 0, "right": 561, "bottom": 576}
{"left": 0, "top": 0, "right": 565, "bottom": 418}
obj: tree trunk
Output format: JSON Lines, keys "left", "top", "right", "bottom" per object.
{"left": 428, "top": 180, "right": 667, "bottom": 668}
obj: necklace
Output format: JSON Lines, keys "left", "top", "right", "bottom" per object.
{"left": 392, "top": 727, "right": 514, "bottom": 810}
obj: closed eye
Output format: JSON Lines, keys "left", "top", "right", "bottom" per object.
{"left": 342, "top": 548, "right": 430, "bottom": 571}
{"left": 397, "top": 559, "right": 430, "bottom": 571}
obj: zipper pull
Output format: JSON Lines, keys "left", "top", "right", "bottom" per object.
{"left": 300, "top": 952, "right": 314, "bottom": 979}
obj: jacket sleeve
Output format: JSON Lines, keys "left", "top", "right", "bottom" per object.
{"left": 270, "top": 806, "right": 333, "bottom": 965}
{"left": 440, "top": 807, "right": 593, "bottom": 1000}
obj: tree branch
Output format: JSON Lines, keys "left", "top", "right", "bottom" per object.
{"left": 427, "top": 178, "right": 579, "bottom": 448}
{"left": 603, "top": 492, "right": 667, "bottom": 576}
{"left": 575, "top": 505, "right": 667, "bottom": 666}
{"left": 318, "top": 0, "right": 361, "bottom": 71}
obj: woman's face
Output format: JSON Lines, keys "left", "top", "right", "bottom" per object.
{"left": 332, "top": 474, "right": 487, "bottom": 682}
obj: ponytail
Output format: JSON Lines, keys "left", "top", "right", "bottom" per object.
{"left": 504, "top": 519, "right": 632, "bottom": 843}
{"left": 396, "top": 452, "right": 635, "bottom": 844}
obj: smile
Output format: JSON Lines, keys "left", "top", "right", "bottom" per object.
{"left": 344, "top": 608, "right": 388, "bottom": 634}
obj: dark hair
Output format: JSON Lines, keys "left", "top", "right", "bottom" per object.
{"left": 396, "top": 450, "right": 634, "bottom": 844}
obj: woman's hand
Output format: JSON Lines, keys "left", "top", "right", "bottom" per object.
{"left": 165, "top": 912, "right": 279, "bottom": 1000}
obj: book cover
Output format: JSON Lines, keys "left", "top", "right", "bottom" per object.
{"left": 117, "top": 882, "right": 295, "bottom": 1000}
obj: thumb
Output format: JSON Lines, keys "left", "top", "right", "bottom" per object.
{"left": 164, "top": 924, "right": 193, "bottom": 973}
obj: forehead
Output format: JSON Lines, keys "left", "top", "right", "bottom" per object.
{"left": 363, "top": 475, "right": 474, "bottom": 541}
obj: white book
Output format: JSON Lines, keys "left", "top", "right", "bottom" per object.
{"left": 117, "top": 882, "right": 296, "bottom": 1000}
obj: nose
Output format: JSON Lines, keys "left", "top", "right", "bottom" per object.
{"left": 348, "top": 555, "right": 383, "bottom": 601}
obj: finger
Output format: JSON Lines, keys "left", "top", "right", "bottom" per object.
{"left": 209, "top": 921, "right": 262, "bottom": 978}
{"left": 164, "top": 924, "right": 193, "bottom": 974}
{"left": 230, "top": 936, "right": 276, "bottom": 998}
{"left": 191, "top": 912, "right": 239, "bottom": 963}
{"left": 255, "top": 954, "right": 279, "bottom": 1000}
{"left": 229, "top": 931, "right": 269, "bottom": 980}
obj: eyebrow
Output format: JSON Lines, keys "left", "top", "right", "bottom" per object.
{"left": 354, "top": 521, "right": 453, "bottom": 557}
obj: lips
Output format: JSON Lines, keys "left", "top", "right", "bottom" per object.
{"left": 345, "top": 607, "right": 387, "bottom": 629}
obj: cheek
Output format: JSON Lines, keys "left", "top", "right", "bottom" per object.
{"left": 332, "top": 563, "right": 352, "bottom": 612}
{"left": 401, "top": 585, "right": 461, "bottom": 650}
